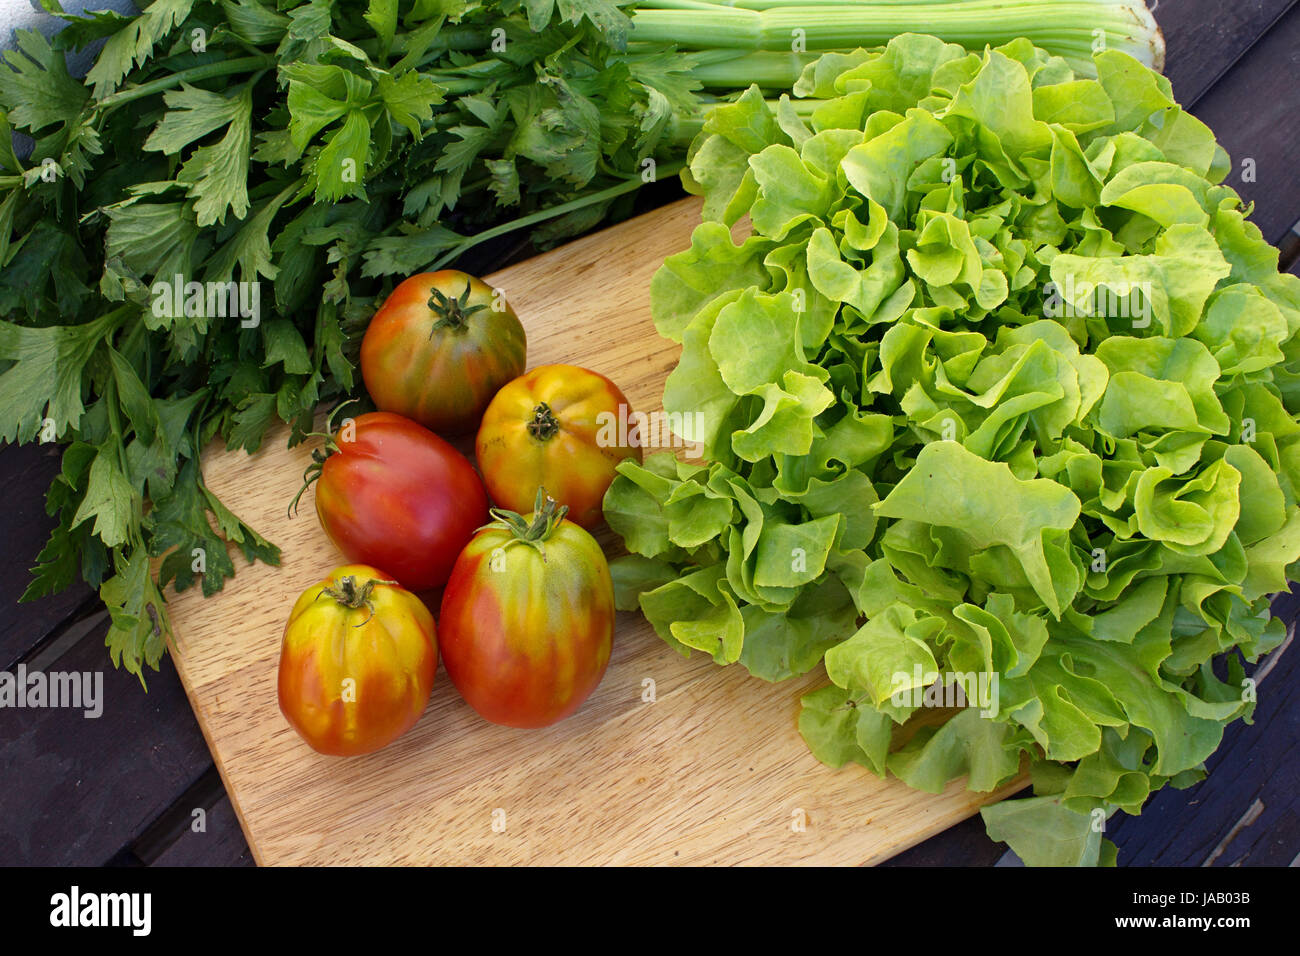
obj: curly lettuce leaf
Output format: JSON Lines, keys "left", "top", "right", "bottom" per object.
{"left": 609, "top": 35, "right": 1300, "bottom": 867}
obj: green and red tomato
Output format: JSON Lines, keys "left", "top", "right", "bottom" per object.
{"left": 361, "top": 270, "right": 527, "bottom": 435}
{"left": 438, "top": 490, "right": 615, "bottom": 728}
{"left": 306, "top": 410, "right": 488, "bottom": 591}
{"left": 278, "top": 565, "right": 437, "bottom": 757}
{"left": 475, "top": 363, "right": 642, "bottom": 528}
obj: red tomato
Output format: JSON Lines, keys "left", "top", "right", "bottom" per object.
{"left": 278, "top": 565, "right": 437, "bottom": 757}
{"left": 475, "top": 364, "right": 641, "bottom": 528}
{"left": 360, "top": 270, "right": 526, "bottom": 435}
{"left": 439, "top": 491, "right": 615, "bottom": 728}
{"left": 305, "top": 411, "right": 488, "bottom": 591}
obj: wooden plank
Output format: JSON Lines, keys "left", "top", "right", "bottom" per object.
{"left": 1188, "top": 5, "right": 1300, "bottom": 245}
{"left": 0, "top": 620, "right": 214, "bottom": 865}
{"left": 0, "top": 442, "right": 93, "bottom": 668}
{"left": 162, "top": 196, "right": 1024, "bottom": 867}
{"left": 881, "top": 813, "right": 1005, "bottom": 867}
{"left": 1285, "top": 224, "right": 1300, "bottom": 274}
{"left": 106, "top": 766, "right": 254, "bottom": 866}
{"left": 1156, "top": 0, "right": 1296, "bottom": 105}
{"left": 151, "top": 793, "right": 255, "bottom": 867}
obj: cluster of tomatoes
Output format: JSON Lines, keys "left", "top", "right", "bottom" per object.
{"left": 277, "top": 271, "right": 642, "bottom": 756}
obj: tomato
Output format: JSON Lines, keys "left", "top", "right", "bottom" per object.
{"left": 278, "top": 566, "right": 437, "bottom": 756}
{"left": 360, "top": 270, "right": 526, "bottom": 435}
{"left": 439, "top": 491, "right": 615, "bottom": 728}
{"left": 475, "top": 364, "right": 641, "bottom": 528}
{"left": 304, "top": 411, "right": 488, "bottom": 591}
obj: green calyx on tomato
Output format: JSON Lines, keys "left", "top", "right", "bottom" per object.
{"left": 315, "top": 574, "right": 396, "bottom": 626}
{"left": 427, "top": 280, "right": 489, "bottom": 334}
{"left": 483, "top": 487, "right": 567, "bottom": 558}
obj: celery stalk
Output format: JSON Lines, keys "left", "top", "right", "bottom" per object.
{"left": 628, "top": 0, "right": 1164, "bottom": 76}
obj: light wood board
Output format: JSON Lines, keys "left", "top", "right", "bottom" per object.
{"left": 164, "top": 196, "right": 1023, "bottom": 866}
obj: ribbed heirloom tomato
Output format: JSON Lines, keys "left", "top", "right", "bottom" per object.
{"left": 300, "top": 411, "right": 488, "bottom": 591}
{"left": 278, "top": 566, "right": 437, "bottom": 756}
{"left": 475, "top": 364, "right": 641, "bottom": 528}
{"left": 361, "top": 270, "right": 527, "bottom": 435}
{"left": 439, "top": 491, "right": 615, "bottom": 728}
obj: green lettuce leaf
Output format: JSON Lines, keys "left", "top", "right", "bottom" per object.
{"left": 611, "top": 35, "right": 1300, "bottom": 867}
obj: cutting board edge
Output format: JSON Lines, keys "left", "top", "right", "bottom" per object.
{"left": 165, "top": 629, "right": 270, "bottom": 867}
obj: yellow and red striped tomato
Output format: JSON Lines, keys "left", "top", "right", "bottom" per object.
{"left": 475, "top": 363, "right": 641, "bottom": 529}
{"left": 360, "top": 270, "right": 526, "bottom": 435}
{"left": 278, "top": 565, "right": 437, "bottom": 756}
{"left": 438, "top": 492, "right": 615, "bottom": 728}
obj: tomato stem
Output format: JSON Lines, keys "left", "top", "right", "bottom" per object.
{"left": 484, "top": 487, "right": 569, "bottom": 558}
{"left": 288, "top": 447, "right": 331, "bottom": 518}
{"left": 287, "top": 400, "right": 362, "bottom": 518}
{"left": 428, "top": 279, "right": 488, "bottom": 334}
{"left": 316, "top": 575, "right": 398, "bottom": 627}
{"left": 526, "top": 402, "right": 561, "bottom": 442}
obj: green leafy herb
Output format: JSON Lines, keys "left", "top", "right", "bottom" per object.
{"left": 0, "top": 0, "right": 1164, "bottom": 684}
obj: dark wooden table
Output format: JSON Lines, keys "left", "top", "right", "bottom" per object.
{"left": 2, "top": 0, "right": 1298, "bottom": 867}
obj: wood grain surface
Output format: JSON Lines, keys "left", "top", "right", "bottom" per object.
{"left": 1160, "top": 0, "right": 1296, "bottom": 106}
{"left": 1189, "top": 4, "right": 1300, "bottom": 245}
{"left": 162, "top": 196, "right": 1023, "bottom": 866}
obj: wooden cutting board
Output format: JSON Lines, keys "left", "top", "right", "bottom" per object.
{"left": 165, "top": 196, "right": 1024, "bottom": 866}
